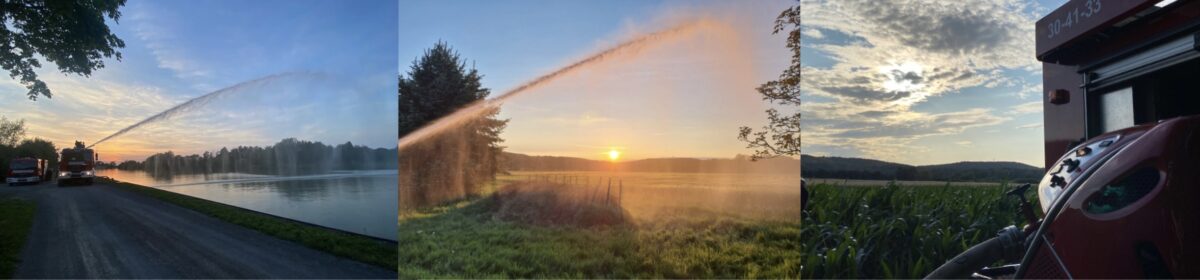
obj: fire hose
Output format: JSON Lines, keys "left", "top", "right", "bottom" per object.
{"left": 925, "top": 225, "right": 1025, "bottom": 279}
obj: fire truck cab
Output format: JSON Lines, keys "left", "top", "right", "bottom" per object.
{"left": 1039, "top": 0, "right": 1200, "bottom": 168}
{"left": 7, "top": 157, "right": 48, "bottom": 186}
{"left": 58, "top": 141, "right": 97, "bottom": 186}
{"left": 1029, "top": 0, "right": 1200, "bottom": 277}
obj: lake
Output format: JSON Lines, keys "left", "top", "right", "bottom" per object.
{"left": 98, "top": 169, "right": 397, "bottom": 240}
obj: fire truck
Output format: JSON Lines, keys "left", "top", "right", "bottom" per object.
{"left": 6, "top": 157, "right": 48, "bottom": 186}
{"left": 926, "top": 0, "right": 1200, "bottom": 278}
{"left": 58, "top": 141, "right": 97, "bottom": 186}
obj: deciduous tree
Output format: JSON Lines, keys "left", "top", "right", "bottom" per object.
{"left": 0, "top": 0, "right": 128, "bottom": 100}
{"left": 740, "top": 2, "right": 801, "bottom": 160}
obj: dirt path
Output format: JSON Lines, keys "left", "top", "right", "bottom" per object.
{"left": 0, "top": 182, "right": 394, "bottom": 279}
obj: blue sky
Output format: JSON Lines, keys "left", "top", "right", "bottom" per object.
{"left": 800, "top": 0, "right": 1067, "bottom": 167}
{"left": 0, "top": 0, "right": 398, "bottom": 161}
{"left": 400, "top": 0, "right": 794, "bottom": 161}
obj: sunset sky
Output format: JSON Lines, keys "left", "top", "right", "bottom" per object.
{"left": 800, "top": 0, "right": 1067, "bottom": 167}
{"left": 0, "top": 0, "right": 398, "bottom": 162}
{"left": 399, "top": 0, "right": 794, "bottom": 161}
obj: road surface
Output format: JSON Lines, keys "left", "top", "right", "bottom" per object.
{"left": 0, "top": 182, "right": 395, "bottom": 279}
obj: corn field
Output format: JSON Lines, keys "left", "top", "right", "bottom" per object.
{"left": 801, "top": 182, "right": 1037, "bottom": 278}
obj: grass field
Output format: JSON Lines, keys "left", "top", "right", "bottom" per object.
{"left": 802, "top": 182, "right": 1037, "bottom": 278}
{"left": 399, "top": 172, "right": 801, "bottom": 278}
{"left": 102, "top": 178, "right": 398, "bottom": 270}
{"left": 0, "top": 196, "right": 35, "bottom": 278}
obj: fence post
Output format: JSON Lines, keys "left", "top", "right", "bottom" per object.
{"left": 606, "top": 178, "right": 612, "bottom": 205}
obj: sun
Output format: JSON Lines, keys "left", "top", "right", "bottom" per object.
{"left": 878, "top": 61, "right": 925, "bottom": 93}
{"left": 608, "top": 149, "right": 621, "bottom": 161}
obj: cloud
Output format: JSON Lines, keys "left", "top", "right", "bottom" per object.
{"left": 126, "top": 3, "right": 211, "bottom": 81}
{"left": 1009, "top": 101, "right": 1042, "bottom": 115}
{"left": 1016, "top": 123, "right": 1042, "bottom": 129}
{"left": 799, "top": 0, "right": 1041, "bottom": 161}
{"left": 540, "top": 113, "right": 613, "bottom": 126}
{"left": 801, "top": 27, "right": 824, "bottom": 39}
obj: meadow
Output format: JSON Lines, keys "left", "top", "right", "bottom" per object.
{"left": 801, "top": 182, "right": 1037, "bottom": 278}
{"left": 0, "top": 196, "right": 35, "bottom": 278}
{"left": 399, "top": 171, "right": 801, "bottom": 278}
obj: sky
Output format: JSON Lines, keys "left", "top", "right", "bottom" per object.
{"left": 399, "top": 0, "right": 795, "bottom": 162}
{"left": 0, "top": 0, "right": 398, "bottom": 162}
{"left": 799, "top": 0, "right": 1068, "bottom": 167}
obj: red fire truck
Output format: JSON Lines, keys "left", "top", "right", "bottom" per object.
{"left": 6, "top": 157, "right": 48, "bottom": 186}
{"left": 926, "top": 0, "right": 1200, "bottom": 278}
{"left": 58, "top": 141, "right": 97, "bottom": 186}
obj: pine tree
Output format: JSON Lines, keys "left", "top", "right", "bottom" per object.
{"left": 399, "top": 42, "right": 508, "bottom": 208}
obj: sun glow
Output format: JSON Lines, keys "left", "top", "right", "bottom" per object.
{"left": 608, "top": 149, "right": 621, "bottom": 161}
{"left": 878, "top": 61, "right": 925, "bottom": 93}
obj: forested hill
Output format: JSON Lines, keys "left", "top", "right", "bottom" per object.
{"left": 801, "top": 154, "right": 1043, "bottom": 183}
{"left": 501, "top": 152, "right": 799, "bottom": 174}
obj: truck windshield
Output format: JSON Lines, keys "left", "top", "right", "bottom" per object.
{"left": 62, "top": 151, "right": 93, "bottom": 162}
{"left": 9, "top": 160, "right": 36, "bottom": 170}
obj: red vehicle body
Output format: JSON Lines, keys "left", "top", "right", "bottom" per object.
{"left": 927, "top": 0, "right": 1200, "bottom": 278}
{"left": 7, "top": 157, "right": 48, "bottom": 186}
{"left": 58, "top": 141, "right": 97, "bottom": 186}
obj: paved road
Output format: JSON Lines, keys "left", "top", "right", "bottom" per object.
{"left": 0, "top": 182, "right": 395, "bottom": 279}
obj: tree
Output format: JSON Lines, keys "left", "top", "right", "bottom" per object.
{"left": 739, "top": 2, "right": 801, "bottom": 160}
{"left": 0, "top": 0, "right": 128, "bottom": 100}
{"left": 15, "top": 138, "right": 57, "bottom": 166}
{"left": 0, "top": 116, "right": 26, "bottom": 147}
{"left": 399, "top": 41, "right": 508, "bottom": 208}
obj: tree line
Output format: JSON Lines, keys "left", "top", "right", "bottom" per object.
{"left": 0, "top": 117, "right": 59, "bottom": 179}
{"left": 801, "top": 155, "right": 1042, "bottom": 183}
{"left": 116, "top": 138, "right": 397, "bottom": 177}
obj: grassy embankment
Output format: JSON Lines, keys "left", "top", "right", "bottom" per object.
{"left": 399, "top": 173, "right": 801, "bottom": 279}
{"left": 802, "top": 182, "right": 1038, "bottom": 278}
{"left": 0, "top": 197, "right": 35, "bottom": 278}
{"left": 100, "top": 178, "right": 397, "bottom": 270}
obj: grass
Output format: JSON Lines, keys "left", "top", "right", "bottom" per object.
{"left": 0, "top": 196, "right": 35, "bottom": 278}
{"left": 99, "top": 178, "right": 397, "bottom": 270}
{"left": 398, "top": 186, "right": 801, "bottom": 279}
{"left": 802, "top": 182, "right": 1038, "bottom": 278}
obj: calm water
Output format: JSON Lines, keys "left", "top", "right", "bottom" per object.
{"left": 98, "top": 169, "right": 397, "bottom": 240}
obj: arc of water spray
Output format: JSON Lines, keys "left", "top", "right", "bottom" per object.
{"left": 89, "top": 72, "right": 321, "bottom": 148}
{"left": 398, "top": 19, "right": 710, "bottom": 150}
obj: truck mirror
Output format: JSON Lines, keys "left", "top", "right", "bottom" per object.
{"left": 1049, "top": 89, "right": 1070, "bottom": 105}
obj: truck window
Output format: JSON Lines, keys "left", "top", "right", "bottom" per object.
{"left": 1098, "top": 87, "right": 1134, "bottom": 134}
{"left": 1088, "top": 48, "right": 1200, "bottom": 136}
{"left": 9, "top": 160, "right": 36, "bottom": 170}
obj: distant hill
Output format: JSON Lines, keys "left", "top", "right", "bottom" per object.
{"left": 801, "top": 154, "right": 1043, "bottom": 183}
{"left": 500, "top": 152, "right": 799, "bottom": 174}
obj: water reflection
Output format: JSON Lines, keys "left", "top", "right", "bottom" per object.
{"left": 99, "top": 169, "right": 398, "bottom": 240}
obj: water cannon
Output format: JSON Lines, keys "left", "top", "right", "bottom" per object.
{"left": 74, "top": 141, "right": 85, "bottom": 149}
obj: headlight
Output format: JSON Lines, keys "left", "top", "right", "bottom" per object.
{"left": 83, "top": 170, "right": 94, "bottom": 176}
{"left": 59, "top": 171, "right": 69, "bottom": 177}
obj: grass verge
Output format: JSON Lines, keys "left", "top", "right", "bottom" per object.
{"left": 802, "top": 183, "right": 1039, "bottom": 278}
{"left": 0, "top": 196, "right": 35, "bottom": 278}
{"left": 399, "top": 195, "right": 800, "bottom": 278}
{"left": 99, "top": 178, "right": 397, "bottom": 270}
